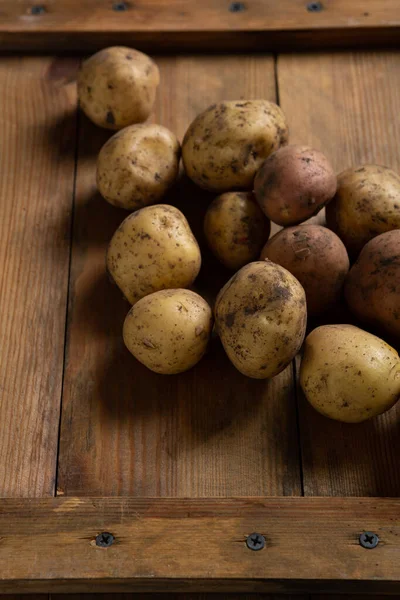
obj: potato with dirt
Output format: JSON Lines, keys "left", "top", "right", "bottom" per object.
{"left": 123, "top": 289, "right": 213, "bottom": 374}
{"left": 300, "top": 324, "right": 400, "bottom": 423}
{"left": 326, "top": 164, "right": 400, "bottom": 257}
{"left": 261, "top": 224, "right": 349, "bottom": 316}
{"left": 97, "top": 124, "right": 180, "bottom": 210}
{"left": 215, "top": 261, "right": 307, "bottom": 379}
{"left": 345, "top": 229, "right": 400, "bottom": 340}
{"left": 254, "top": 145, "right": 337, "bottom": 226}
{"left": 182, "top": 100, "right": 288, "bottom": 192}
{"left": 107, "top": 205, "right": 201, "bottom": 304}
{"left": 204, "top": 192, "right": 270, "bottom": 270}
{"left": 78, "top": 46, "right": 160, "bottom": 129}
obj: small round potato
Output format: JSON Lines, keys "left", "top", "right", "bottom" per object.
{"left": 326, "top": 164, "right": 400, "bottom": 257}
{"left": 182, "top": 100, "right": 288, "bottom": 192}
{"left": 77, "top": 46, "right": 160, "bottom": 129}
{"left": 204, "top": 192, "right": 270, "bottom": 270}
{"left": 123, "top": 289, "right": 213, "bottom": 374}
{"left": 215, "top": 261, "right": 307, "bottom": 379}
{"left": 261, "top": 225, "right": 349, "bottom": 316}
{"left": 345, "top": 229, "right": 400, "bottom": 340}
{"left": 107, "top": 204, "right": 201, "bottom": 304}
{"left": 254, "top": 145, "right": 337, "bottom": 226}
{"left": 300, "top": 324, "right": 400, "bottom": 423}
{"left": 97, "top": 124, "right": 181, "bottom": 210}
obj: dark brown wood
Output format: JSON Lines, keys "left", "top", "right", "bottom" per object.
{"left": 0, "top": 497, "right": 399, "bottom": 594}
{"left": 0, "top": 0, "right": 399, "bottom": 52}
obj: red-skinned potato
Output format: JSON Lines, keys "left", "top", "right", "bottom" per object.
{"left": 254, "top": 145, "right": 337, "bottom": 226}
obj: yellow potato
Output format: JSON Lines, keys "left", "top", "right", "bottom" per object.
{"left": 215, "top": 261, "right": 306, "bottom": 379}
{"left": 300, "top": 324, "right": 400, "bottom": 423}
{"left": 123, "top": 289, "right": 213, "bottom": 374}
{"left": 204, "top": 192, "right": 270, "bottom": 270}
{"left": 107, "top": 205, "right": 201, "bottom": 304}
{"left": 78, "top": 46, "right": 160, "bottom": 129}
{"left": 182, "top": 100, "right": 288, "bottom": 192}
{"left": 97, "top": 124, "right": 180, "bottom": 210}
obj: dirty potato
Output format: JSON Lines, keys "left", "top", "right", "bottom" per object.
{"left": 107, "top": 205, "right": 201, "bottom": 304}
{"left": 215, "top": 261, "right": 307, "bottom": 379}
{"left": 254, "top": 145, "right": 337, "bottom": 226}
{"left": 325, "top": 164, "right": 400, "bottom": 257}
{"left": 345, "top": 229, "right": 400, "bottom": 340}
{"left": 300, "top": 324, "right": 400, "bottom": 423}
{"left": 78, "top": 46, "right": 160, "bottom": 129}
{"left": 182, "top": 100, "right": 288, "bottom": 192}
{"left": 97, "top": 124, "right": 180, "bottom": 210}
{"left": 261, "top": 225, "right": 349, "bottom": 316}
{"left": 123, "top": 289, "right": 213, "bottom": 374}
{"left": 204, "top": 192, "right": 270, "bottom": 270}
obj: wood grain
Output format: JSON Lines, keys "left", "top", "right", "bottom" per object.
{"left": 0, "top": 497, "right": 399, "bottom": 594}
{"left": 0, "top": 57, "right": 77, "bottom": 498}
{"left": 0, "top": 0, "right": 399, "bottom": 52}
{"left": 57, "top": 55, "right": 303, "bottom": 498}
{"left": 278, "top": 52, "right": 400, "bottom": 497}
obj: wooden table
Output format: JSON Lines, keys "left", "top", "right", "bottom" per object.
{"left": 0, "top": 0, "right": 399, "bottom": 596}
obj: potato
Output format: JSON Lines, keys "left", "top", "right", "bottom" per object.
{"left": 204, "top": 192, "right": 270, "bottom": 270}
{"left": 182, "top": 100, "right": 288, "bottom": 192}
{"left": 326, "top": 164, "right": 400, "bottom": 258}
{"left": 123, "top": 289, "right": 212, "bottom": 374}
{"left": 215, "top": 261, "right": 306, "bottom": 379}
{"left": 344, "top": 230, "right": 400, "bottom": 340}
{"left": 300, "top": 324, "right": 400, "bottom": 423}
{"left": 77, "top": 46, "right": 160, "bottom": 130}
{"left": 260, "top": 225, "right": 349, "bottom": 316}
{"left": 107, "top": 204, "right": 201, "bottom": 304}
{"left": 97, "top": 124, "right": 180, "bottom": 210}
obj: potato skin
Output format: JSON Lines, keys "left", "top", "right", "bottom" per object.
{"left": 97, "top": 124, "right": 180, "bottom": 210}
{"left": 107, "top": 205, "right": 201, "bottom": 304}
{"left": 123, "top": 289, "right": 213, "bottom": 374}
{"left": 204, "top": 192, "right": 270, "bottom": 270}
{"left": 261, "top": 225, "right": 349, "bottom": 316}
{"left": 254, "top": 145, "right": 337, "bottom": 226}
{"left": 300, "top": 324, "right": 400, "bottom": 423}
{"left": 182, "top": 100, "right": 288, "bottom": 192}
{"left": 215, "top": 261, "right": 307, "bottom": 379}
{"left": 345, "top": 230, "right": 400, "bottom": 340}
{"left": 77, "top": 46, "right": 160, "bottom": 130}
{"left": 326, "top": 165, "right": 400, "bottom": 258}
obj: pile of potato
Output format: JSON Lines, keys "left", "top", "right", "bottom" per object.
{"left": 78, "top": 46, "right": 400, "bottom": 424}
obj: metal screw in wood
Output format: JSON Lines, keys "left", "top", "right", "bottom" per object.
{"left": 113, "top": 1, "right": 128, "bottom": 11}
{"left": 246, "top": 532, "right": 266, "bottom": 551}
{"left": 307, "top": 2, "right": 323, "bottom": 11}
{"left": 229, "top": 2, "right": 246, "bottom": 13}
{"left": 95, "top": 532, "right": 115, "bottom": 547}
{"left": 30, "top": 5, "right": 46, "bottom": 15}
{"left": 359, "top": 532, "right": 379, "bottom": 549}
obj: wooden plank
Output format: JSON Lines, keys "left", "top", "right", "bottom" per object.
{"left": 278, "top": 52, "right": 400, "bottom": 496}
{"left": 0, "top": 497, "right": 399, "bottom": 594}
{"left": 0, "top": 57, "right": 77, "bottom": 498}
{"left": 0, "top": 0, "right": 399, "bottom": 52}
{"left": 57, "top": 54, "right": 302, "bottom": 498}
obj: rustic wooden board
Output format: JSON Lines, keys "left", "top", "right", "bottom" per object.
{"left": 278, "top": 52, "right": 400, "bottom": 497}
{"left": 0, "top": 0, "right": 399, "bottom": 52}
{"left": 0, "top": 497, "right": 399, "bottom": 594}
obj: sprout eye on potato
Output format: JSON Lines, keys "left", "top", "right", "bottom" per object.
{"left": 204, "top": 191, "right": 270, "bottom": 270}
{"left": 78, "top": 46, "right": 160, "bottom": 130}
{"left": 300, "top": 324, "right": 400, "bottom": 423}
{"left": 182, "top": 100, "right": 289, "bottom": 192}
{"left": 123, "top": 289, "right": 213, "bottom": 374}
{"left": 215, "top": 261, "right": 307, "bottom": 379}
{"left": 254, "top": 145, "right": 337, "bottom": 226}
{"left": 107, "top": 204, "right": 201, "bottom": 304}
{"left": 97, "top": 124, "right": 181, "bottom": 210}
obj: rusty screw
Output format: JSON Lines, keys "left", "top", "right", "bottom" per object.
{"left": 359, "top": 532, "right": 379, "bottom": 549}
{"left": 307, "top": 1, "right": 323, "bottom": 11}
{"left": 246, "top": 532, "right": 266, "bottom": 551}
{"left": 95, "top": 532, "right": 114, "bottom": 547}
{"left": 30, "top": 5, "right": 46, "bottom": 15}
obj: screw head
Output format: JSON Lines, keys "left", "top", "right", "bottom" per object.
{"left": 307, "top": 1, "right": 323, "bottom": 11}
{"left": 246, "top": 532, "right": 266, "bottom": 551}
{"left": 359, "top": 532, "right": 379, "bottom": 549}
{"left": 229, "top": 2, "right": 246, "bottom": 13}
{"left": 30, "top": 5, "right": 46, "bottom": 15}
{"left": 113, "top": 1, "right": 128, "bottom": 10}
{"left": 95, "top": 532, "right": 114, "bottom": 547}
